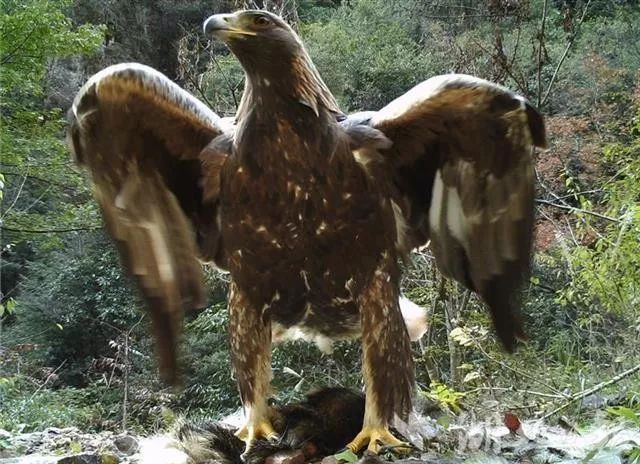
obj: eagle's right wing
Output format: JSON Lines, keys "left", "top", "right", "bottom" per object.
{"left": 68, "top": 63, "right": 231, "bottom": 382}
{"left": 343, "top": 75, "right": 546, "bottom": 351}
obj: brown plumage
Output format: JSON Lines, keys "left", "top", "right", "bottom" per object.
{"left": 68, "top": 9, "right": 545, "bottom": 455}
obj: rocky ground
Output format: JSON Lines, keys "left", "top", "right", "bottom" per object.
{"left": 0, "top": 427, "right": 140, "bottom": 464}
{"left": 1, "top": 415, "right": 638, "bottom": 464}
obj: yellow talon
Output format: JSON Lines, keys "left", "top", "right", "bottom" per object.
{"left": 235, "top": 419, "right": 279, "bottom": 447}
{"left": 346, "top": 426, "right": 411, "bottom": 454}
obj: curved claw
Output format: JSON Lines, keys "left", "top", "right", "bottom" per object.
{"left": 346, "top": 426, "right": 411, "bottom": 454}
{"left": 235, "top": 419, "right": 279, "bottom": 450}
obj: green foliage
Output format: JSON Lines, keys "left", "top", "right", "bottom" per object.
{"left": 0, "top": 0, "right": 104, "bottom": 94}
{"left": 0, "top": 298, "right": 16, "bottom": 318}
{"left": 0, "top": 376, "right": 120, "bottom": 432}
{"left": 333, "top": 449, "right": 358, "bottom": 463}
{"left": 1, "top": 0, "right": 104, "bottom": 250}
{"left": 176, "top": 302, "right": 238, "bottom": 417}
{"left": 551, "top": 4, "right": 640, "bottom": 115}
{"left": 560, "top": 109, "right": 640, "bottom": 318}
{"left": 628, "top": 449, "right": 640, "bottom": 464}
{"left": 422, "top": 382, "right": 465, "bottom": 414}
{"left": 201, "top": 54, "right": 245, "bottom": 117}
{"left": 5, "top": 234, "right": 142, "bottom": 385}
{"left": 302, "top": 0, "right": 434, "bottom": 110}
{"left": 607, "top": 405, "right": 640, "bottom": 427}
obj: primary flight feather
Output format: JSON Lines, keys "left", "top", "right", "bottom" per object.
{"left": 68, "top": 9, "right": 545, "bottom": 454}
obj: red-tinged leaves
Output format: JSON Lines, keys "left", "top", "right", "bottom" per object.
{"left": 504, "top": 412, "right": 522, "bottom": 434}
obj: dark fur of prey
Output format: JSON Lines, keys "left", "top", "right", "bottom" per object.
{"left": 173, "top": 387, "right": 365, "bottom": 464}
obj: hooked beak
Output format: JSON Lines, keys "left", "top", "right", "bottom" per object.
{"left": 203, "top": 13, "right": 257, "bottom": 39}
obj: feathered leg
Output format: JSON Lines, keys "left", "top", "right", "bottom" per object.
{"left": 228, "top": 282, "right": 278, "bottom": 454}
{"left": 347, "top": 255, "right": 414, "bottom": 454}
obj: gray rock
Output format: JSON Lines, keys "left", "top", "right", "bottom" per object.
{"left": 320, "top": 457, "right": 338, "bottom": 464}
{"left": 113, "top": 436, "right": 138, "bottom": 456}
{"left": 57, "top": 454, "right": 100, "bottom": 464}
{"left": 0, "top": 456, "right": 57, "bottom": 464}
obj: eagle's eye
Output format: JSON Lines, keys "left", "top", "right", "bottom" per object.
{"left": 252, "top": 15, "right": 271, "bottom": 27}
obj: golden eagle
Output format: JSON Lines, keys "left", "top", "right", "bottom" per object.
{"left": 67, "top": 10, "right": 545, "bottom": 454}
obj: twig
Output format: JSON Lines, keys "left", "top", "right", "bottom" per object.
{"left": 422, "top": 13, "right": 521, "bottom": 19}
{"left": 541, "top": 0, "right": 592, "bottom": 107}
{"left": 537, "top": 0, "right": 548, "bottom": 107}
{"left": 1, "top": 171, "right": 76, "bottom": 190}
{"left": 535, "top": 199, "right": 620, "bottom": 223}
{"left": 0, "top": 169, "right": 28, "bottom": 221}
{"left": 210, "top": 54, "right": 240, "bottom": 109}
{"left": 555, "top": 189, "right": 604, "bottom": 200}
{"left": 1, "top": 225, "right": 102, "bottom": 234}
{"left": 474, "top": 342, "right": 564, "bottom": 395}
{"left": 122, "top": 314, "right": 145, "bottom": 432}
{"left": 28, "top": 360, "right": 67, "bottom": 401}
{"left": 0, "top": 27, "right": 37, "bottom": 66}
{"left": 540, "top": 362, "right": 640, "bottom": 420}
{"left": 471, "top": 37, "right": 527, "bottom": 95}
{"left": 467, "top": 386, "right": 567, "bottom": 400}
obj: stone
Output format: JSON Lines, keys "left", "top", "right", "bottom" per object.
{"left": 320, "top": 456, "right": 339, "bottom": 464}
{"left": 0, "top": 456, "right": 57, "bottom": 464}
{"left": 113, "top": 436, "right": 138, "bottom": 456}
{"left": 57, "top": 454, "right": 100, "bottom": 464}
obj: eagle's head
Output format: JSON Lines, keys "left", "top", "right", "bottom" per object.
{"left": 204, "top": 10, "right": 341, "bottom": 116}
{"left": 203, "top": 10, "right": 303, "bottom": 78}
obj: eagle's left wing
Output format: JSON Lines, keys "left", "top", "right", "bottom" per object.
{"left": 68, "top": 63, "right": 232, "bottom": 382}
{"left": 343, "top": 74, "right": 546, "bottom": 351}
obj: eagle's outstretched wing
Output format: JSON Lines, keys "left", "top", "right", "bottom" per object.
{"left": 68, "top": 63, "right": 231, "bottom": 382}
{"left": 344, "top": 74, "right": 546, "bottom": 351}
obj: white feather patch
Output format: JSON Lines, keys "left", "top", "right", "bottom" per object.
{"left": 142, "top": 217, "right": 175, "bottom": 283}
{"left": 429, "top": 170, "right": 469, "bottom": 251}
{"left": 428, "top": 170, "right": 445, "bottom": 234}
{"left": 399, "top": 296, "right": 429, "bottom": 341}
{"left": 137, "top": 435, "right": 189, "bottom": 464}
{"left": 445, "top": 185, "right": 469, "bottom": 251}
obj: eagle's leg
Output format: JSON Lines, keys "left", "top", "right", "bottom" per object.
{"left": 228, "top": 282, "right": 278, "bottom": 452}
{"left": 346, "top": 256, "right": 414, "bottom": 454}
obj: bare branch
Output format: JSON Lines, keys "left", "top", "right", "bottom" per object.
{"left": 1, "top": 225, "right": 102, "bottom": 234}
{"left": 535, "top": 199, "right": 620, "bottom": 223}
{"left": 0, "top": 169, "right": 29, "bottom": 221}
{"left": 541, "top": 0, "right": 592, "bottom": 107}
{"left": 475, "top": 341, "right": 564, "bottom": 395}
{"left": 537, "top": 0, "right": 548, "bottom": 107}
{"left": 540, "top": 362, "right": 640, "bottom": 420}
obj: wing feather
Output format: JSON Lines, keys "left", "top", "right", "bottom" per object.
{"left": 347, "top": 74, "right": 546, "bottom": 350}
{"left": 68, "top": 63, "right": 230, "bottom": 382}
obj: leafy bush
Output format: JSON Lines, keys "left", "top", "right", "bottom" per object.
{"left": 0, "top": 377, "right": 120, "bottom": 432}
{"left": 5, "top": 233, "right": 145, "bottom": 385}
{"left": 302, "top": 0, "right": 435, "bottom": 111}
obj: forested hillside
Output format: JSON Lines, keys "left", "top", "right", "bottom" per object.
{"left": 1, "top": 0, "right": 639, "bottom": 459}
